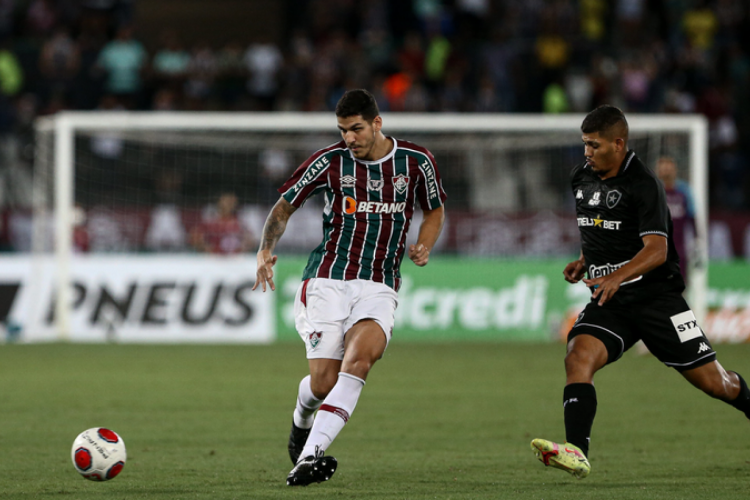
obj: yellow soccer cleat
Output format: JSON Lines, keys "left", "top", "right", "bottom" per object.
{"left": 531, "top": 438, "right": 591, "bottom": 479}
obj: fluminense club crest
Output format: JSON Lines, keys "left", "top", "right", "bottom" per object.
{"left": 309, "top": 331, "right": 322, "bottom": 349}
{"left": 392, "top": 174, "right": 409, "bottom": 194}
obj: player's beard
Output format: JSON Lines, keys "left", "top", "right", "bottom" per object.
{"left": 350, "top": 136, "right": 375, "bottom": 160}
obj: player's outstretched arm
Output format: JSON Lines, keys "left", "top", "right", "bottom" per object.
{"left": 409, "top": 206, "right": 445, "bottom": 267}
{"left": 253, "top": 197, "right": 297, "bottom": 292}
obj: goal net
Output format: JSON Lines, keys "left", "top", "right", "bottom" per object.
{"left": 32, "top": 112, "right": 708, "bottom": 341}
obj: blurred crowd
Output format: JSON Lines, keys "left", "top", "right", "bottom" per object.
{"left": 0, "top": 0, "right": 748, "bottom": 238}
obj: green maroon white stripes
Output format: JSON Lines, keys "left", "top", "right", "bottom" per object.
{"left": 279, "top": 138, "right": 446, "bottom": 291}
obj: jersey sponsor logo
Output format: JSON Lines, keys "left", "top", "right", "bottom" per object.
{"left": 393, "top": 174, "right": 409, "bottom": 194}
{"left": 588, "top": 260, "right": 629, "bottom": 279}
{"left": 698, "top": 342, "right": 711, "bottom": 353}
{"left": 606, "top": 190, "right": 622, "bottom": 208}
{"left": 670, "top": 310, "right": 702, "bottom": 343}
{"left": 421, "top": 159, "right": 438, "bottom": 199}
{"left": 357, "top": 201, "right": 407, "bottom": 214}
{"left": 588, "top": 191, "right": 601, "bottom": 206}
{"left": 341, "top": 175, "right": 356, "bottom": 188}
{"left": 344, "top": 196, "right": 357, "bottom": 214}
{"left": 343, "top": 197, "right": 407, "bottom": 214}
{"left": 367, "top": 177, "right": 384, "bottom": 191}
{"left": 292, "top": 156, "right": 329, "bottom": 192}
{"left": 577, "top": 217, "right": 622, "bottom": 230}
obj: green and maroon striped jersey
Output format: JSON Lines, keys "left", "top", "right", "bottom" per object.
{"left": 279, "top": 138, "right": 447, "bottom": 291}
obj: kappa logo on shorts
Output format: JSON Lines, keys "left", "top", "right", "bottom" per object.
{"left": 309, "top": 332, "right": 322, "bottom": 349}
{"left": 670, "top": 310, "right": 702, "bottom": 343}
{"left": 698, "top": 342, "right": 711, "bottom": 353}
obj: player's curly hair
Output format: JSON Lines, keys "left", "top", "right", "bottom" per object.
{"left": 581, "top": 105, "right": 629, "bottom": 141}
{"left": 335, "top": 89, "right": 380, "bottom": 122}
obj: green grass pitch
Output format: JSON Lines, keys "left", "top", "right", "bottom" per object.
{"left": 0, "top": 341, "right": 748, "bottom": 499}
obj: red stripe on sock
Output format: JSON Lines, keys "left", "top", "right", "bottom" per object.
{"left": 319, "top": 404, "right": 350, "bottom": 423}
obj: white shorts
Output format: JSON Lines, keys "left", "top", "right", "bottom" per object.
{"left": 294, "top": 278, "right": 398, "bottom": 360}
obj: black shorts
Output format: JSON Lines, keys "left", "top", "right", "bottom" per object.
{"left": 568, "top": 292, "right": 716, "bottom": 372}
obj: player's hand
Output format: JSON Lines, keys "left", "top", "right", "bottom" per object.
{"left": 583, "top": 275, "right": 622, "bottom": 306}
{"left": 563, "top": 259, "right": 586, "bottom": 283}
{"left": 409, "top": 243, "right": 429, "bottom": 266}
{"left": 253, "top": 251, "right": 278, "bottom": 292}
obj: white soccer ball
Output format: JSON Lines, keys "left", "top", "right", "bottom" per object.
{"left": 71, "top": 428, "right": 127, "bottom": 481}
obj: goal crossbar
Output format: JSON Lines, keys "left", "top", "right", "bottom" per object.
{"left": 38, "top": 112, "right": 709, "bottom": 339}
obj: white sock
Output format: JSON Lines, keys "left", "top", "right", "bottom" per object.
{"left": 299, "top": 372, "right": 365, "bottom": 460}
{"left": 293, "top": 375, "right": 323, "bottom": 429}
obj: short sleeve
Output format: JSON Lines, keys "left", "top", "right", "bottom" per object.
{"left": 278, "top": 151, "right": 333, "bottom": 208}
{"left": 414, "top": 149, "right": 447, "bottom": 210}
{"left": 634, "top": 176, "right": 669, "bottom": 238}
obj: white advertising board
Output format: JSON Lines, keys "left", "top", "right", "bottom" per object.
{"left": 0, "top": 255, "right": 274, "bottom": 343}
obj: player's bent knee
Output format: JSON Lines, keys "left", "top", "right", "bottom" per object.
{"left": 341, "top": 357, "right": 375, "bottom": 380}
{"left": 310, "top": 374, "right": 338, "bottom": 399}
{"left": 564, "top": 349, "right": 592, "bottom": 370}
{"left": 564, "top": 348, "right": 602, "bottom": 382}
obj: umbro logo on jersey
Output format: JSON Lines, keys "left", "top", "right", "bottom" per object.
{"left": 606, "top": 190, "right": 622, "bottom": 208}
{"left": 698, "top": 342, "right": 710, "bottom": 353}
{"left": 343, "top": 196, "right": 406, "bottom": 214}
{"left": 588, "top": 192, "right": 601, "bottom": 206}
{"left": 393, "top": 174, "right": 409, "bottom": 194}
{"left": 341, "top": 175, "right": 356, "bottom": 188}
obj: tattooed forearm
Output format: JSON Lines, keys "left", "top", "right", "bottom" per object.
{"left": 259, "top": 198, "right": 296, "bottom": 252}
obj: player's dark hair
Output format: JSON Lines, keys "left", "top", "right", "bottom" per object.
{"left": 581, "top": 105, "right": 629, "bottom": 141}
{"left": 335, "top": 89, "right": 380, "bottom": 122}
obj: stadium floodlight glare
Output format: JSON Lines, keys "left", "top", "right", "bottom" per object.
{"left": 35, "top": 112, "right": 708, "bottom": 340}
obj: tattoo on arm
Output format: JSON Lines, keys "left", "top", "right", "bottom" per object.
{"left": 259, "top": 199, "right": 295, "bottom": 252}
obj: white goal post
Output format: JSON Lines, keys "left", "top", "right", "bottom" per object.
{"left": 36, "top": 112, "right": 709, "bottom": 340}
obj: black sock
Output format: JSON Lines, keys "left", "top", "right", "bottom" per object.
{"left": 728, "top": 372, "right": 750, "bottom": 419}
{"left": 564, "top": 383, "right": 597, "bottom": 457}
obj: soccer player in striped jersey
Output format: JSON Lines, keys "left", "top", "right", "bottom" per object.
{"left": 253, "top": 89, "right": 447, "bottom": 486}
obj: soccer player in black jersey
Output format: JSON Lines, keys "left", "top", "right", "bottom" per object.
{"left": 531, "top": 105, "right": 750, "bottom": 479}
